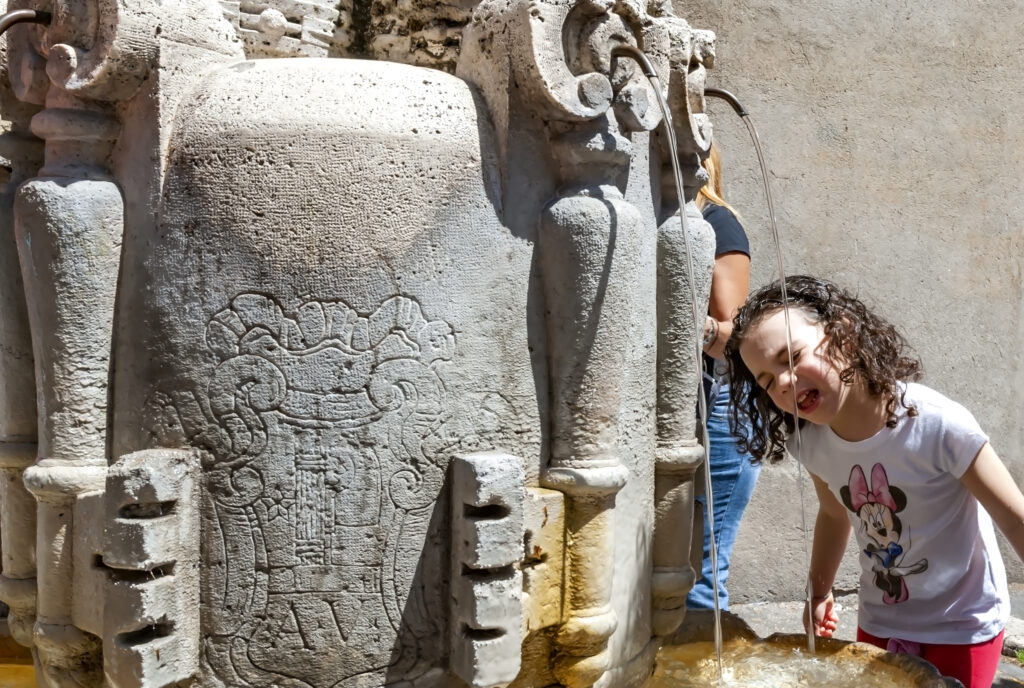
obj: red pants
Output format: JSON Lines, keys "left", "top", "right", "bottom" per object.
{"left": 857, "top": 627, "right": 1004, "bottom": 688}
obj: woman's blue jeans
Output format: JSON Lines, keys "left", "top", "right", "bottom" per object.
{"left": 686, "top": 382, "right": 761, "bottom": 610}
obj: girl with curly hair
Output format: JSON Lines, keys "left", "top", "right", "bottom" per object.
{"left": 724, "top": 275, "right": 1024, "bottom": 688}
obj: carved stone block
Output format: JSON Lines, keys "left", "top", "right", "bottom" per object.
{"left": 103, "top": 451, "right": 197, "bottom": 571}
{"left": 220, "top": 0, "right": 343, "bottom": 57}
{"left": 108, "top": 55, "right": 540, "bottom": 687}
{"left": 452, "top": 453, "right": 525, "bottom": 571}
{"left": 103, "top": 449, "right": 200, "bottom": 688}
{"left": 450, "top": 452, "right": 525, "bottom": 688}
{"left": 458, "top": 569, "right": 522, "bottom": 631}
{"left": 72, "top": 491, "right": 106, "bottom": 638}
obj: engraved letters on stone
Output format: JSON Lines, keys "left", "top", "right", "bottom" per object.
{"left": 154, "top": 292, "right": 456, "bottom": 686}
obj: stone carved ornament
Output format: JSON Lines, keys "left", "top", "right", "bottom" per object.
{"left": 144, "top": 293, "right": 510, "bottom": 686}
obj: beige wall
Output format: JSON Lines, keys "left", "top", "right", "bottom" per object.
{"left": 683, "top": 0, "right": 1024, "bottom": 602}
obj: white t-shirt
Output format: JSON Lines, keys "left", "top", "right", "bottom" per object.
{"left": 792, "top": 382, "right": 1008, "bottom": 644}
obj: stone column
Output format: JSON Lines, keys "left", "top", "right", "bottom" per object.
{"left": 462, "top": 0, "right": 702, "bottom": 682}
{"left": 0, "top": 443, "right": 37, "bottom": 648}
{"left": 651, "top": 197, "right": 713, "bottom": 636}
{"left": 539, "top": 119, "right": 639, "bottom": 688}
{"left": 4, "top": 3, "right": 137, "bottom": 683}
{"left": 1, "top": 2, "right": 239, "bottom": 681}
{"left": 651, "top": 19, "right": 716, "bottom": 637}
{"left": 520, "top": 5, "right": 666, "bottom": 686}
{"left": 16, "top": 93, "right": 120, "bottom": 687}
{"left": 0, "top": 31, "right": 42, "bottom": 649}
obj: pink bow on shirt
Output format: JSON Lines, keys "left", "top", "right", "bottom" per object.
{"left": 848, "top": 463, "right": 897, "bottom": 512}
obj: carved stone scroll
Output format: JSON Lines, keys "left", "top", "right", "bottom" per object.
{"left": 664, "top": 20, "right": 714, "bottom": 176}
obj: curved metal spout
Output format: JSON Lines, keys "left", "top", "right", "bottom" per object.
{"left": 704, "top": 87, "right": 748, "bottom": 118}
{"left": 0, "top": 9, "right": 50, "bottom": 36}
{"left": 610, "top": 45, "right": 659, "bottom": 80}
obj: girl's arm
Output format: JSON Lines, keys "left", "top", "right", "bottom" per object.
{"left": 959, "top": 442, "right": 1024, "bottom": 563}
{"left": 805, "top": 472, "right": 853, "bottom": 637}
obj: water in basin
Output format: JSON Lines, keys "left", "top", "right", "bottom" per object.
{"left": 647, "top": 639, "right": 918, "bottom": 688}
{"left": 0, "top": 665, "right": 34, "bottom": 688}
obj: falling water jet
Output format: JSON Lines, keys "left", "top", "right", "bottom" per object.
{"left": 704, "top": 85, "right": 814, "bottom": 655}
{"left": 609, "top": 44, "right": 725, "bottom": 679}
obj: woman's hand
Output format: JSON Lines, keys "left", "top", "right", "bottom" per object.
{"left": 804, "top": 591, "right": 838, "bottom": 637}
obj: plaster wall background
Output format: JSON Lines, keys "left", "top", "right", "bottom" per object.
{"left": 682, "top": 1, "right": 1024, "bottom": 603}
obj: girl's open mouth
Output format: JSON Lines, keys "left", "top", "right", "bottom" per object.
{"left": 797, "top": 389, "right": 819, "bottom": 413}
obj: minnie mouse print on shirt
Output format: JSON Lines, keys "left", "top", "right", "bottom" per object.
{"left": 840, "top": 463, "right": 929, "bottom": 604}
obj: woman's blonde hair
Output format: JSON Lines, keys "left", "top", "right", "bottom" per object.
{"left": 696, "top": 142, "right": 739, "bottom": 217}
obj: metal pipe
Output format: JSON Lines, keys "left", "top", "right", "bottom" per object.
{"left": 0, "top": 10, "right": 50, "bottom": 36}
{"left": 610, "top": 44, "right": 658, "bottom": 80}
{"left": 704, "top": 87, "right": 749, "bottom": 118}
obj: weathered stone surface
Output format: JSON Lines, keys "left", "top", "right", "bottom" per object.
{"left": 220, "top": 1, "right": 342, "bottom": 57}
{"left": 522, "top": 487, "right": 564, "bottom": 633}
{"left": 220, "top": 0, "right": 471, "bottom": 71}
{"left": 112, "top": 57, "right": 540, "bottom": 687}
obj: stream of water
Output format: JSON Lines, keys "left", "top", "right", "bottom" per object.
{"left": 614, "top": 49, "right": 817, "bottom": 678}
{"left": 713, "top": 93, "right": 815, "bottom": 655}
{"left": 613, "top": 46, "right": 726, "bottom": 675}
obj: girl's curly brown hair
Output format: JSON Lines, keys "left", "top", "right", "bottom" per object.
{"left": 724, "top": 275, "right": 922, "bottom": 464}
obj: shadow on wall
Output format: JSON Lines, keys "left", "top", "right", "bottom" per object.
{"left": 384, "top": 493, "right": 449, "bottom": 685}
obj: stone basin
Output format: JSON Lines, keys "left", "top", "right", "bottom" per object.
{"left": 645, "top": 610, "right": 963, "bottom": 687}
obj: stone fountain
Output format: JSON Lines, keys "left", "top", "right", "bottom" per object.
{"left": 0, "top": 1, "right": 964, "bottom": 688}
{"left": 0, "top": 0, "right": 716, "bottom": 686}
